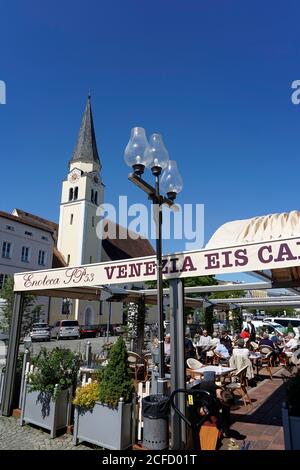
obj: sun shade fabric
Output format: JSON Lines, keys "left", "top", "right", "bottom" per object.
{"left": 206, "top": 210, "right": 300, "bottom": 249}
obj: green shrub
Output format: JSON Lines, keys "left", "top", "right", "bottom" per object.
{"left": 99, "top": 337, "right": 134, "bottom": 408}
{"left": 28, "top": 347, "right": 80, "bottom": 399}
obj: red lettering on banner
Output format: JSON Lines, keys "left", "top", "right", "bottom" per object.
{"left": 104, "top": 266, "right": 116, "bottom": 280}
{"left": 144, "top": 261, "right": 156, "bottom": 276}
{"left": 181, "top": 256, "right": 197, "bottom": 272}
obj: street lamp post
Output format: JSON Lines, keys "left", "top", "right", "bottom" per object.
{"left": 124, "top": 127, "right": 183, "bottom": 395}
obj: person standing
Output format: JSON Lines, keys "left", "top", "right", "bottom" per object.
{"left": 164, "top": 333, "right": 171, "bottom": 364}
{"left": 246, "top": 317, "right": 256, "bottom": 341}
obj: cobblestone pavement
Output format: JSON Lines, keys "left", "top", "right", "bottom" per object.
{"left": 0, "top": 416, "right": 92, "bottom": 450}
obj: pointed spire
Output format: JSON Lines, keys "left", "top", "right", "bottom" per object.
{"left": 71, "top": 95, "right": 101, "bottom": 168}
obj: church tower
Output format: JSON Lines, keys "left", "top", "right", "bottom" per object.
{"left": 57, "top": 96, "right": 104, "bottom": 266}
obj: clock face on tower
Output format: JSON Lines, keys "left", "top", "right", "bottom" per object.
{"left": 68, "top": 169, "right": 81, "bottom": 184}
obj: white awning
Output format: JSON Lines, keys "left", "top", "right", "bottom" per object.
{"left": 206, "top": 210, "right": 300, "bottom": 249}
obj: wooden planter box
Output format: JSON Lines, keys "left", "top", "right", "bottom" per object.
{"left": 73, "top": 399, "right": 136, "bottom": 450}
{"left": 20, "top": 386, "right": 71, "bottom": 438}
{"left": 282, "top": 402, "right": 300, "bottom": 450}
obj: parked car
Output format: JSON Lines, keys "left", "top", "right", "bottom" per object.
{"left": 52, "top": 320, "right": 80, "bottom": 340}
{"left": 80, "top": 325, "right": 98, "bottom": 338}
{"left": 243, "top": 320, "right": 286, "bottom": 336}
{"left": 29, "top": 323, "right": 51, "bottom": 342}
{"left": 264, "top": 317, "right": 300, "bottom": 336}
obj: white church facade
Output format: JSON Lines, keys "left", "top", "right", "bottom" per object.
{"left": 0, "top": 96, "right": 155, "bottom": 327}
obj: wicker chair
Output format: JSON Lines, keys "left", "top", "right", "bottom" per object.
{"left": 225, "top": 365, "right": 251, "bottom": 406}
{"left": 127, "top": 351, "right": 145, "bottom": 383}
{"left": 258, "top": 345, "right": 274, "bottom": 379}
{"left": 186, "top": 358, "right": 203, "bottom": 380}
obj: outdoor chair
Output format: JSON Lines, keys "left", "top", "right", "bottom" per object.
{"left": 258, "top": 345, "right": 274, "bottom": 379}
{"left": 127, "top": 351, "right": 145, "bottom": 384}
{"left": 225, "top": 365, "right": 251, "bottom": 406}
{"left": 143, "top": 352, "right": 154, "bottom": 381}
{"left": 186, "top": 358, "right": 203, "bottom": 380}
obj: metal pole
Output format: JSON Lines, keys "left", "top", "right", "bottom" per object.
{"left": 170, "top": 278, "right": 186, "bottom": 449}
{"left": 154, "top": 175, "right": 167, "bottom": 395}
{"left": 1, "top": 292, "right": 24, "bottom": 416}
{"left": 106, "top": 301, "right": 112, "bottom": 342}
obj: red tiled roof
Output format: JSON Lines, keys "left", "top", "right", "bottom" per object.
{"left": 102, "top": 220, "right": 155, "bottom": 260}
{"left": 0, "top": 210, "right": 54, "bottom": 234}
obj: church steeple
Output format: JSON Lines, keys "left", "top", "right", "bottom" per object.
{"left": 71, "top": 95, "right": 101, "bottom": 169}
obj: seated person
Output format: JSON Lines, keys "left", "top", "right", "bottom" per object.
{"left": 230, "top": 339, "right": 254, "bottom": 380}
{"left": 240, "top": 328, "right": 250, "bottom": 340}
{"left": 215, "top": 339, "right": 230, "bottom": 361}
{"left": 185, "top": 334, "right": 196, "bottom": 359}
{"left": 259, "top": 332, "right": 275, "bottom": 349}
{"left": 189, "top": 379, "right": 234, "bottom": 442}
{"left": 221, "top": 331, "right": 233, "bottom": 355}
{"left": 210, "top": 332, "right": 220, "bottom": 348}
{"left": 284, "top": 333, "right": 299, "bottom": 353}
{"left": 195, "top": 330, "right": 212, "bottom": 362}
{"left": 259, "top": 332, "right": 278, "bottom": 365}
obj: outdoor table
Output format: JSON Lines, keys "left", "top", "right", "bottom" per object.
{"left": 194, "top": 365, "right": 235, "bottom": 377}
{"left": 249, "top": 352, "right": 262, "bottom": 376}
{"left": 79, "top": 363, "right": 105, "bottom": 382}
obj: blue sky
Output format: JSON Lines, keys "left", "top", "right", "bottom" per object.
{"left": 1, "top": 0, "right": 300, "bottom": 281}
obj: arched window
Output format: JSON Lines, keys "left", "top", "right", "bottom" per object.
{"left": 91, "top": 189, "right": 94, "bottom": 203}
{"left": 94, "top": 191, "right": 98, "bottom": 205}
{"left": 74, "top": 186, "right": 78, "bottom": 200}
{"left": 69, "top": 188, "right": 74, "bottom": 201}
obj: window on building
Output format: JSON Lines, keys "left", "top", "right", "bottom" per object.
{"left": 94, "top": 191, "right": 98, "bottom": 205}
{"left": 70, "top": 214, "right": 74, "bottom": 225}
{"left": 67, "top": 254, "right": 70, "bottom": 265}
{"left": 92, "top": 216, "right": 95, "bottom": 227}
{"left": 69, "top": 188, "right": 74, "bottom": 201}
{"left": 25, "top": 231, "right": 32, "bottom": 236}
{"left": 38, "top": 250, "right": 46, "bottom": 266}
{"left": 6, "top": 225, "right": 15, "bottom": 231}
{"left": 0, "top": 274, "right": 8, "bottom": 290}
{"left": 41, "top": 236, "right": 48, "bottom": 241}
{"left": 2, "top": 241, "right": 12, "bottom": 259}
{"left": 91, "top": 189, "right": 94, "bottom": 203}
{"left": 89, "top": 256, "right": 92, "bottom": 263}
{"left": 74, "top": 186, "right": 78, "bottom": 200}
{"left": 21, "top": 246, "right": 30, "bottom": 262}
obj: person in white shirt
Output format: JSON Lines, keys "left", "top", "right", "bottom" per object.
{"left": 195, "top": 330, "right": 211, "bottom": 361}
{"left": 211, "top": 332, "right": 220, "bottom": 348}
{"left": 284, "top": 333, "right": 298, "bottom": 352}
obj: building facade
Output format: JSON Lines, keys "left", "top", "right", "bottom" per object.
{"left": 0, "top": 211, "right": 54, "bottom": 323}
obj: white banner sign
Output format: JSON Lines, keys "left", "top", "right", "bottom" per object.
{"left": 14, "top": 237, "right": 300, "bottom": 292}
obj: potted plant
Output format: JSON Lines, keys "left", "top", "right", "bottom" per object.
{"left": 73, "top": 336, "right": 136, "bottom": 450}
{"left": 20, "top": 347, "right": 80, "bottom": 438}
{"left": 282, "top": 369, "right": 300, "bottom": 450}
